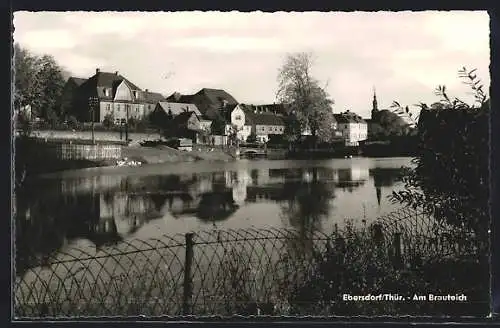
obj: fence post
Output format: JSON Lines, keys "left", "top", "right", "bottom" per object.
{"left": 183, "top": 232, "right": 195, "bottom": 315}
{"left": 392, "top": 233, "right": 402, "bottom": 269}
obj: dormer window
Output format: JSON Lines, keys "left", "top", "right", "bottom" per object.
{"left": 133, "top": 91, "right": 138, "bottom": 99}
{"left": 103, "top": 88, "right": 110, "bottom": 97}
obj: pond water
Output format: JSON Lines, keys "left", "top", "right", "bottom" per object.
{"left": 15, "top": 157, "right": 414, "bottom": 272}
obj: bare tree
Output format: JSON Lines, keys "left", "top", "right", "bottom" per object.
{"left": 276, "top": 52, "right": 334, "bottom": 145}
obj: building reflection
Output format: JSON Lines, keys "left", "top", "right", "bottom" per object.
{"left": 369, "top": 168, "right": 402, "bottom": 206}
{"left": 15, "top": 162, "right": 403, "bottom": 275}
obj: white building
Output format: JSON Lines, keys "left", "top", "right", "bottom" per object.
{"left": 228, "top": 104, "right": 252, "bottom": 141}
{"left": 334, "top": 111, "right": 368, "bottom": 146}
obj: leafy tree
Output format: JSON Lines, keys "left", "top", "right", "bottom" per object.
{"left": 246, "top": 132, "right": 257, "bottom": 143}
{"left": 67, "top": 115, "right": 79, "bottom": 129}
{"left": 13, "top": 44, "right": 40, "bottom": 114}
{"left": 390, "top": 67, "right": 489, "bottom": 244}
{"left": 13, "top": 44, "right": 67, "bottom": 122}
{"left": 36, "top": 55, "right": 66, "bottom": 120}
{"left": 102, "top": 114, "right": 114, "bottom": 128}
{"left": 227, "top": 124, "right": 240, "bottom": 146}
{"left": 211, "top": 112, "right": 227, "bottom": 135}
{"left": 283, "top": 112, "right": 302, "bottom": 148}
{"left": 276, "top": 52, "right": 335, "bottom": 145}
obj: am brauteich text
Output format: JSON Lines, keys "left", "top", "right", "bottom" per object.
{"left": 428, "top": 294, "right": 467, "bottom": 301}
{"left": 342, "top": 294, "right": 405, "bottom": 301}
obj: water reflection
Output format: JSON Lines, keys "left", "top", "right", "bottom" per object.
{"left": 15, "top": 158, "right": 410, "bottom": 274}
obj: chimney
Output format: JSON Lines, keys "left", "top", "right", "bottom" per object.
{"left": 96, "top": 68, "right": 100, "bottom": 75}
{"left": 115, "top": 71, "right": 119, "bottom": 76}
{"left": 145, "top": 89, "right": 149, "bottom": 93}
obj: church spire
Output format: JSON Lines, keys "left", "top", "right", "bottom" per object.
{"left": 371, "top": 86, "right": 379, "bottom": 120}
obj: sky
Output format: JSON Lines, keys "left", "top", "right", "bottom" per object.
{"left": 13, "top": 11, "right": 490, "bottom": 118}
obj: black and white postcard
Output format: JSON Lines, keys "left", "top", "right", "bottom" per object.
{"left": 12, "top": 11, "right": 492, "bottom": 319}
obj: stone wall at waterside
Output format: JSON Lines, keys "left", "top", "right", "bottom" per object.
{"left": 29, "top": 140, "right": 122, "bottom": 161}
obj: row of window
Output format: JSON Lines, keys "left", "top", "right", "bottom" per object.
{"left": 258, "top": 126, "right": 284, "bottom": 133}
{"left": 104, "top": 104, "right": 152, "bottom": 112}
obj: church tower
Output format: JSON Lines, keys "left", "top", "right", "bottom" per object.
{"left": 371, "top": 86, "right": 378, "bottom": 119}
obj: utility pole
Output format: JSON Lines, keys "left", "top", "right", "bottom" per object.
{"left": 88, "top": 96, "right": 98, "bottom": 144}
{"left": 125, "top": 104, "right": 129, "bottom": 142}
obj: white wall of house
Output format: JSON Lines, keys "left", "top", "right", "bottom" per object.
{"left": 337, "top": 122, "right": 368, "bottom": 146}
{"left": 99, "top": 102, "right": 113, "bottom": 121}
{"left": 238, "top": 125, "right": 252, "bottom": 141}
{"left": 254, "top": 124, "right": 284, "bottom": 143}
{"left": 231, "top": 105, "right": 246, "bottom": 129}
{"left": 187, "top": 114, "right": 201, "bottom": 130}
{"left": 114, "top": 81, "right": 133, "bottom": 102}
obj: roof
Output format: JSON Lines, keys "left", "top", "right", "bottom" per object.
{"left": 80, "top": 71, "right": 143, "bottom": 100}
{"left": 157, "top": 102, "right": 202, "bottom": 116}
{"left": 166, "top": 92, "right": 194, "bottom": 103}
{"left": 166, "top": 88, "right": 238, "bottom": 119}
{"left": 246, "top": 112, "right": 285, "bottom": 126}
{"left": 195, "top": 88, "right": 238, "bottom": 105}
{"left": 172, "top": 111, "right": 199, "bottom": 125}
{"left": 143, "top": 91, "right": 166, "bottom": 104}
{"left": 334, "top": 113, "right": 366, "bottom": 124}
{"left": 239, "top": 103, "right": 289, "bottom": 116}
{"left": 68, "top": 77, "right": 87, "bottom": 86}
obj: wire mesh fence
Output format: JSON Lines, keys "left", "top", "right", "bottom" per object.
{"left": 13, "top": 207, "right": 483, "bottom": 318}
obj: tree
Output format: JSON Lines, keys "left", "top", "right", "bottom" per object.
{"left": 283, "top": 112, "right": 302, "bottom": 148}
{"left": 227, "top": 124, "right": 240, "bottom": 146}
{"left": 36, "top": 55, "right": 66, "bottom": 122}
{"left": 390, "top": 67, "right": 489, "bottom": 244}
{"left": 276, "top": 52, "right": 335, "bottom": 146}
{"left": 13, "top": 44, "right": 67, "bottom": 122}
{"left": 102, "top": 113, "right": 114, "bottom": 128}
{"left": 13, "top": 44, "right": 40, "bottom": 114}
{"left": 211, "top": 112, "right": 227, "bottom": 135}
{"left": 246, "top": 132, "right": 257, "bottom": 143}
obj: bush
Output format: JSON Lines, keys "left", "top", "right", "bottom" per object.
{"left": 246, "top": 132, "right": 257, "bottom": 143}
{"left": 286, "top": 219, "right": 488, "bottom": 316}
{"left": 66, "top": 115, "right": 79, "bottom": 129}
{"left": 390, "top": 68, "right": 489, "bottom": 242}
{"left": 102, "top": 114, "right": 114, "bottom": 128}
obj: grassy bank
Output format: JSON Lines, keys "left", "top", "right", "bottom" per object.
{"left": 123, "top": 144, "right": 235, "bottom": 165}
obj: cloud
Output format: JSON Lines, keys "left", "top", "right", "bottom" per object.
{"left": 12, "top": 11, "right": 490, "bottom": 116}
{"left": 167, "top": 36, "right": 283, "bottom": 53}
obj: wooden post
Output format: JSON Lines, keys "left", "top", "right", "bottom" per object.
{"left": 183, "top": 232, "right": 195, "bottom": 315}
{"left": 393, "top": 233, "right": 402, "bottom": 269}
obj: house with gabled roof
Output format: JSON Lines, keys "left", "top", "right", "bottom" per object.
{"left": 166, "top": 88, "right": 239, "bottom": 120}
{"left": 170, "top": 111, "right": 204, "bottom": 143}
{"left": 69, "top": 68, "right": 165, "bottom": 125}
{"left": 150, "top": 102, "right": 202, "bottom": 130}
{"left": 334, "top": 111, "right": 368, "bottom": 146}
{"left": 224, "top": 103, "right": 287, "bottom": 143}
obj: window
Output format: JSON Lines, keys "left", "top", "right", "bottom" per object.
{"left": 235, "top": 115, "right": 241, "bottom": 120}
{"left": 106, "top": 104, "right": 111, "bottom": 111}
{"left": 117, "top": 104, "right": 121, "bottom": 111}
